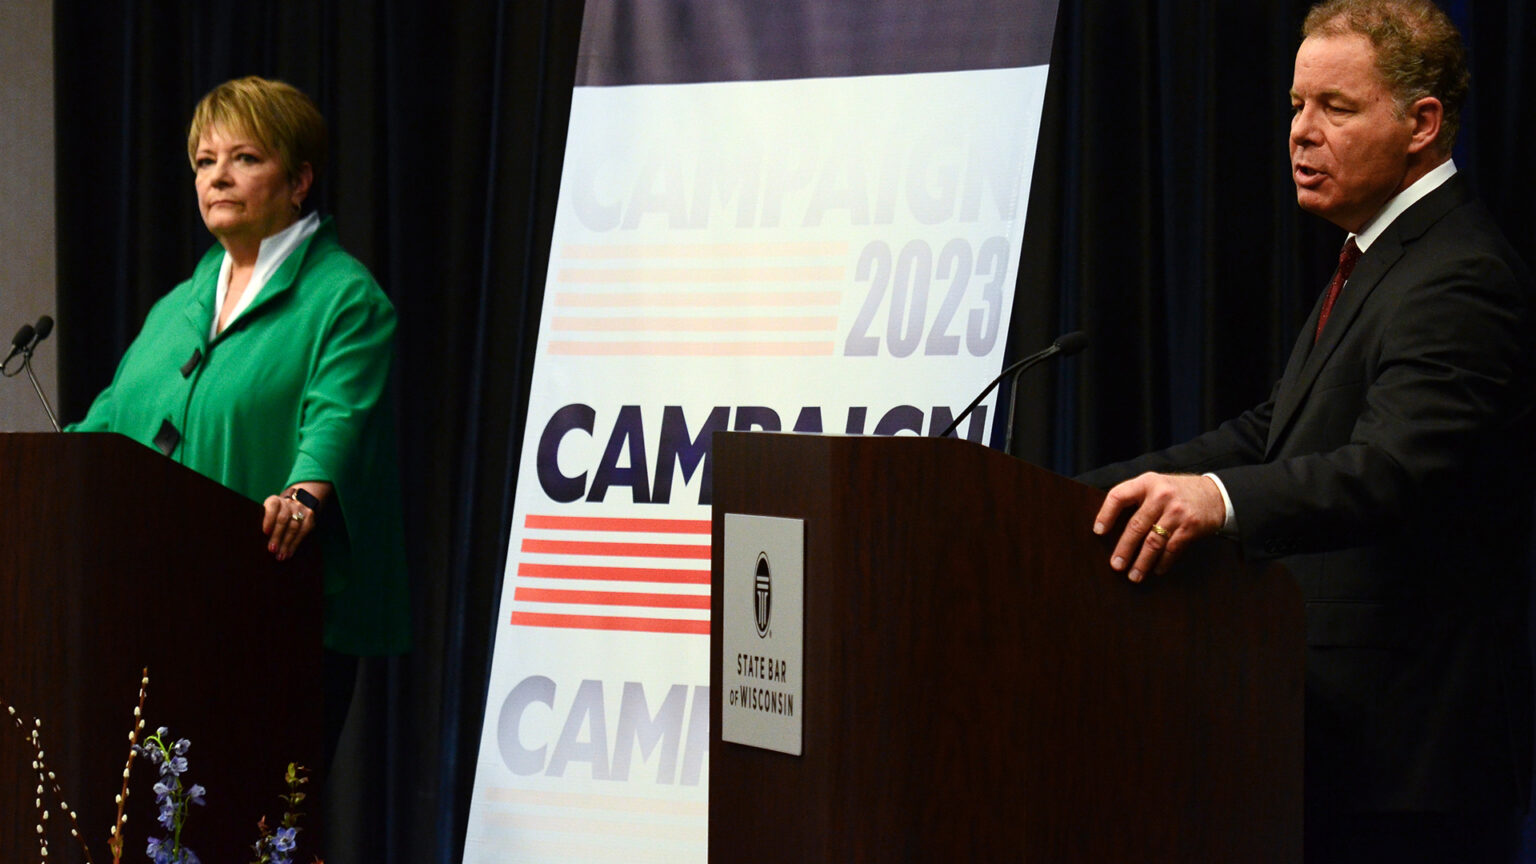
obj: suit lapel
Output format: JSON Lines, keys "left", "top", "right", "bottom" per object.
{"left": 1264, "top": 174, "right": 1473, "bottom": 458}
{"left": 1267, "top": 289, "right": 1327, "bottom": 457}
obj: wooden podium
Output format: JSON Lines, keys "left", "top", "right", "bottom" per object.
{"left": 0, "top": 433, "right": 322, "bottom": 862}
{"left": 709, "top": 432, "right": 1302, "bottom": 862}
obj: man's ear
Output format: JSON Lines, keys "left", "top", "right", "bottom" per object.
{"left": 1405, "top": 96, "right": 1444, "bottom": 155}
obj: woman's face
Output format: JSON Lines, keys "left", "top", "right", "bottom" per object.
{"left": 193, "top": 125, "right": 310, "bottom": 249}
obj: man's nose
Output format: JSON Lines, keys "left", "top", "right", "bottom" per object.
{"left": 1291, "top": 105, "right": 1322, "bottom": 146}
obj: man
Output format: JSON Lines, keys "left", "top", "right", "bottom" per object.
{"left": 1078, "top": 1, "right": 1535, "bottom": 860}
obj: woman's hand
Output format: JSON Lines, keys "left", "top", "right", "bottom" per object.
{"left": 262, "top": 480, "right": 334, "bottom": 561}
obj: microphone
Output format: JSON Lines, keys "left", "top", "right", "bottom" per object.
{"left": 29, "top": 315, "right": 53, "bottom": 349}
{"left": 25, "top": 315, "right": 60, "bottom": 432}
{"left": 3, "top": 323, "right": 35, "bottom": 367}
{"left": 937, "top": 331, "right": 1089, "bottom": 448}
{"left": 3, "top": 315, "right": 62, "bottom": 431}
{"left": 1003, "top": 330, "right": 1087, "bottom": 456}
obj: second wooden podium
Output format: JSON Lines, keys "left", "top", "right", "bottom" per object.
{"left": 709, "top": 432, "right": 1302, "bottom": 862}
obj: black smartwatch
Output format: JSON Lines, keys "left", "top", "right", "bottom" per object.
{"left": 286, "top": 487, "right": 322, "bottom": 511}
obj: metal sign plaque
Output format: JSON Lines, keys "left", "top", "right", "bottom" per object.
{"left": 721, "top": 513, "right": 805, "bottom": 755}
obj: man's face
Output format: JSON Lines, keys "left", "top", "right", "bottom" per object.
{"left": 1289, "top": 33, "right": 1417, "bottom": 232}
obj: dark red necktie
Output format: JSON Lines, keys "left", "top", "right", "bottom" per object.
{"left": 1315, "top": 238, "right": 1362, "bottom": 343}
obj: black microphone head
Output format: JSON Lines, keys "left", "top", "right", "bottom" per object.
{"left": 11, "top": 324, "right": 34, "bottom": 349}
{"left": 1054, "top": 330, "right": 1089, "bottom": 356}
{"left": 32, "top": 315, "right": 53, "bottom": 341}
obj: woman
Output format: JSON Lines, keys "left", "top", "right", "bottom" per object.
{"left": 70, "top": 76, "right": 410, "bottom": 755}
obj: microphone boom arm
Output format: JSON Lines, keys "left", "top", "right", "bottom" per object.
{"left": 938, "top": 331, "right": 1088, "bottom": 445}
{"left": 938, "top": 344, "right": 1063, "bottom": 439}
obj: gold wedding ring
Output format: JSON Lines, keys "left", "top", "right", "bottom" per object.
{"left": 1150, "top": 524, "right": 1170, "bottom": 538}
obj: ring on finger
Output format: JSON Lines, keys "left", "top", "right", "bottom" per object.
{"left": 1150, "top": 523, "right": 1170, "bottom": 538}
{"left": 291, "top": 510, "right": 307, "bottom": 523}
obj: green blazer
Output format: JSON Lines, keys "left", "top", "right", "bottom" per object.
{"left": 72, "top": 218, "right": 411, "bottom": 655}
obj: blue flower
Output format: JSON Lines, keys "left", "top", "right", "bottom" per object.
{"left": 274, "top": 826, "right": 298, "bottom": 851}
{"left": 188, "top": 784, "right": 207, "bottom": 806}
{"left": 157, "top": 800, "right": 176, "bottom": 829}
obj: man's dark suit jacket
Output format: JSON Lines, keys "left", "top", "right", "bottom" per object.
{"left": 1079, "top": 174, "right": 1536, "bottom": 815}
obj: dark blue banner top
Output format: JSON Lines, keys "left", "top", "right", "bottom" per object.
{"left": 576, "top": 0, "right": 1061, "bottom": 86}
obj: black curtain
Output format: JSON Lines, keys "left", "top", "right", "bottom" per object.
{"left": 51, "top": 1, "right": 1536, "bottom": 862}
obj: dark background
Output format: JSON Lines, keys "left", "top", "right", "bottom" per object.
{"left": 50, "top": 1, "right": 1536, "bottom": 860}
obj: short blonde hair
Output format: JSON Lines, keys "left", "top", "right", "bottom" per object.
{"left": 186, "top": 76, "right": 327, "bottom": 181}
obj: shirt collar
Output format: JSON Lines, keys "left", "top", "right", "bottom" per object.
{"left": 1350, "top": 159, "right": 1457, "bottom": 253}
{"left": 212, "top": 211, "right": 322, "bottom": 337}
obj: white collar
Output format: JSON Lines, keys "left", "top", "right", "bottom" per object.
{"left": 1350, "top": 159, "right": 1457, "bottom": 253}
{"left": 211, "top": 211, "right": 321, "bottom": 337}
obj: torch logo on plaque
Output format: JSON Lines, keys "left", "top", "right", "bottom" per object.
{"left": 754, "top": 551, "right": 772, "bottom": 638}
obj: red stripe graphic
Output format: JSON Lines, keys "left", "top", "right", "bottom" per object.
{"left": 550, "top": 315, "right": 838, "bottom": 332}
{"left": 511, "top": 611, "right": 711, "bottom": 636}
{"left": 513, "top": 512, "right": 714, "bottom": 636}
{"left": 518, "top": 563, "right": 710, "bottom": 584}
{"left": 514, "top": 587, "right": 710, "bottom": 610}
{"left": 520, "top": 538, "right": 710, "bottom": 559}
{"left": 525, "top": 514, "right": 711, "bottom": 534}
{"left": 554, "top": 290, "right": 841, "bottom": 308}
{"left": 557, "top": 265, "right": 842, "bottom": 283}
{"left": 549, "top": 241, "right": 847, "bottom": 357}
{"left": 562, "top": 241, "right": 848, "bottom": 259}
{"left": 547, "top": 341, "right": 836, "bottom": 357}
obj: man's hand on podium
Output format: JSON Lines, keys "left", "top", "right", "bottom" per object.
{"left": 1092, "top": 472, "right": 1225, "bottom": 583}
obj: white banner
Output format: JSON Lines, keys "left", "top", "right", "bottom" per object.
{"left": 463, "top": 31, "right": 1053, "bottom": 864}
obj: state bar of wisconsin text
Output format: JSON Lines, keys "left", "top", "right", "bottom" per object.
{"left": 737, "top": 654, "right": 788, "bottom": 681}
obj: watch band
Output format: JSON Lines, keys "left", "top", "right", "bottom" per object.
{"left": 287, "top": 487, "right": 322, "bottom": 511}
